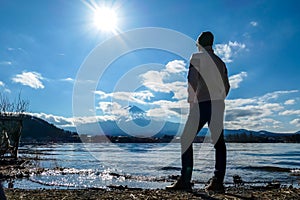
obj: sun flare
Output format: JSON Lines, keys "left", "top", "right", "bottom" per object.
{"left": 93, "top": 7, "right": 118, "bottom": 32}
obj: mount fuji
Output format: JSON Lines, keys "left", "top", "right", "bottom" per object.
{"left": 72, "top": 105, "right": 182, "bottom": 137}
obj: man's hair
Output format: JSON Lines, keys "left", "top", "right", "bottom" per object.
{"left": 197, "top": 31, "right": 214, "bottom": 47}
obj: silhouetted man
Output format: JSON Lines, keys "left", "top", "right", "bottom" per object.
{"left": 166, "top": 31, "right": 230, "bottom": 193}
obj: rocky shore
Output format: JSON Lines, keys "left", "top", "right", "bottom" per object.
{"left": 3, "top": 186, "right": 300, "bottom": 200}
{"left": 1, "top": 157, "right": 300, "bottom": 199}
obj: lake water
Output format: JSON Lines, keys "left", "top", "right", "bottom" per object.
{"left": 6, "top": 143, "right": 300, "bottom": 189}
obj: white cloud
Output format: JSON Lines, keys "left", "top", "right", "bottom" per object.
{"left": 12, "top": 71, "right": 45, "bottom": 89}
{"left": 279, "top": 110, "right": 300, "bottom": 116}
{"left": 29, "top": 112, "right": 117, "bottom": 129}
{"left": 60, "top": 77, "right": 74, "bottom": 83}
{"left": 229, "top": 41, "right": 246, "bottom": 49}
{"left": 224, "top": 90, "right": 299, "bottom": 131}
{"left": 229, "top": 72, "right": 247, "bottom": 89}
{"left": 0, "top": 81, "right": 11, "bottom": 93}
{"left": 30, "top": 112, "right": 74, "bottom": 126}
{"left": 290, "top": 119, "right": 300, "bottom": 127}
{"left": 250, "top": 21, "right": 258, "bottom": 27}
{"left": 260, "top": 90, "right": 298, "bottom": 102}
{"left": 147, "top": 108, "right": 178, "bottom": 120}
{"left": 215, "top": 43, "right": 232, "bottom": 63}
{"left": 94, "top": 90, "right": 108, "bottom": 99}
{"left": 284, "top": 99, "right": 295, "bottom": 105}
{"left": 96, "top": 101, "right": 128, "bottom": 116}
{"left": 215, "top": 41, "right": 246, "bottom": 63}
{"left": 74, "top": 115, "right": 117, "bottom": 124}
{"left": 0, "top": 61, "right": 12, "bottom": 66}
{"left": 140, "top": 80, "right": 187, "bottom": 100}
{"left": 140, "top": 60, "right": 187, "bottom": 100}
{"left": 140, "top": 70, "right": 166, "bottom": 90}
{"left": 225, "top": 98, "right": 256, "bottom": 108}
{"left": 170, "top": 82, "right": 188, "bottom": 99}
{"left": 165, "top": 60, "right": 187, "bottom": 74}
{"left": 3, "top": 89, "right": 11, "bottom": 93}
{"left": 95, "top": 90, "right": 154, "bottom": 105}
{"left": 7, "top": 47, "right": 26, "bottom": 54}
{"left": 147, "top": 99, "right": 189, "bottom": 122}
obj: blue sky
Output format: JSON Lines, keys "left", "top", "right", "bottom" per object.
{"left": 0, "top": 0, "right": 299, "bottom": 133}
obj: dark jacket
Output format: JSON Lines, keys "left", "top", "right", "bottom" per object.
{"left": 187, "top": 46, "right": 230, "bottom": 102}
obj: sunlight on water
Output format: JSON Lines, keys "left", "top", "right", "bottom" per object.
{"left": 8, "top": 143, "right": 300, "bottom": 189}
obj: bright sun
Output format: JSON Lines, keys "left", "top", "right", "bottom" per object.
{"left": 93, "top": 7, "right": 118, "bottom": 33}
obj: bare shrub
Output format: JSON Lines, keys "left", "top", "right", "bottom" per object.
{"left": 0, "top": 92, "right": 29, "bottom": 116}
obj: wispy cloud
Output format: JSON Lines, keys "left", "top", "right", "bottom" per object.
{"left": 7, "top": 47, "right": 26, "bottom": 54}
{"left": 12, "top": 71, "right": 45, "bottom": 89}
{"left": 250, "top": 21, "right": 258, "bottom": 27}
{"left": 259, "top": 90, "right": 298, "bottom": 102}
{"left": 0, "top": 81, "right": 11, "bottom": 93}
{"left": 229, "top": 72, "right": 247, "bottom": 89}
{"left": 0, "top": 61, "right": 12, "bottom": 66}
{"left": 60, "top": 77, "right": 74, "bottom": 83}
{"left": 215, "top": 41, "right": 246, "bottom": 63}
{"left": 284, "top": 99, "right": 295, "bottom": 105}
{"left": 290, "top": 119, "right": 300, "bottom": 127}
{"left": 279, "top": 109, "right": 300, "bottom": 116}
{"left": 29, "top": 112, "right": 117, "bottom": 128}
{"left": 95, "top": 90, "right": 154, "bottom": 105}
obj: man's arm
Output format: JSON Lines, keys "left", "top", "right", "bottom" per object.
{"left": 187, "top": 63, "right": 199, "bottom": 103}
{"left": 223, "top": 67, "right": 230, "bottom": 96}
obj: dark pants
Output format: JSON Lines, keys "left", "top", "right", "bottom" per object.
{"left": 0, "top": 183, "right": 6, "bottom": 200}
{"left": 180, "top": 100, "right": 226, "bottom": 183}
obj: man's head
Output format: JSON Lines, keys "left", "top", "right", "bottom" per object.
{"left": 197, "top": 31, "right": 214, "bottom": 47}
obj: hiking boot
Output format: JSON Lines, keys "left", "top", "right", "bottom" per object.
{"left": 205, "top": 177, "right": 225, "bottom": 193}
{"left": 166, "top": 177, "right": 192, "bottom": 191}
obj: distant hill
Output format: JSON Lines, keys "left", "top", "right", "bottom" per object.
{"left": 224, "top": 129, "right": 300, "bottom": 143}
{"left": 20, "top": 115, "right": 81, "bottom": 143}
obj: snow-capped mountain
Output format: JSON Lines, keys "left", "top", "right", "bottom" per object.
{"left": 72, "top": 105, "right": 182, "bottom": 137}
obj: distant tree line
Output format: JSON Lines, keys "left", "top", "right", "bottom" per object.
{"left": 225, "top": 133, "right": 300, "bottom": 143}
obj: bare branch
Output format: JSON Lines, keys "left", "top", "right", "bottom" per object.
{"left": 0, "top": 91, "right": 29, "bottom": 116}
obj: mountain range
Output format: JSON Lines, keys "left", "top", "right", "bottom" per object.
{"left": 1, "top": 105, "right": 298, "bottom": 143}
{"left": 66, "top": 106, "right": 300, "bottom": 141}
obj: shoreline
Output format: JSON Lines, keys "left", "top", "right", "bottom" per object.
{"left": 4, "top": 186, "right": 300, "bottom": 200}
{"left": 1, "top": 147, "right": 300, "bottom": 199}
{"left": 1, "top": 157, "right": 300, "bottom": 199}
